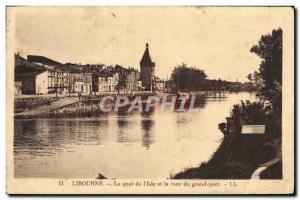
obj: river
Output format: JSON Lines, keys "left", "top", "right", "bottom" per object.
{"left": 14, "top": 92, "right": 257, "bottom": 179}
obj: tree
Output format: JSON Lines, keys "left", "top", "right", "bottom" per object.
{"left": 252, "top": 71, "right": 262, "bottom": 83}
{"left": 250, "top": 28, "right": 282, "bottom": 115}
{"left": 247, "top": 73, "right": 252, "bottom": 83}
{"left": 171, "top": 63, "right": 207, "bottom": 91}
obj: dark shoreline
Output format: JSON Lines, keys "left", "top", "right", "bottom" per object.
{"left": 172, "top": 132, "right": 282, "bottom": 179}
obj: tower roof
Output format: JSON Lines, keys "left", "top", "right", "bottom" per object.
{"left": 140, "top": 43, "right": 155, "bottom": 66}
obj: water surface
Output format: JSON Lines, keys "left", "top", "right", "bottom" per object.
{"left": 14, "top": 92, "right": 257, "bottom": 179}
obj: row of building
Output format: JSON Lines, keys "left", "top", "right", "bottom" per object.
{"left": 14, "top": 43, "right": 169, "bottom": 95}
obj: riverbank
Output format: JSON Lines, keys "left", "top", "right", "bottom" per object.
{"left": 172, "top": 133, "right": 282, "bottom": 179}
{"left": 14, "top": 92, "right": 208, "bottom": 118}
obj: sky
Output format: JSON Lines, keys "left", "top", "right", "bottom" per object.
{"left": 11, "top": 7, "right": 291, "bottom": 82}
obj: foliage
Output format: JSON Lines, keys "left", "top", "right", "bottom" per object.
{"left": 250, "top": 28, "right": 282, "bottom": 115}
{"left": 230, "top": 100, "right": 268, "bottom": 124}
{"left": 247, "top": 73, "right": 252, "bottom": 82}
{"left": 171, "top": 63, "right": 207, "bottom": 91}
{"left": 170, "top": 64, "right": 259, "bottom": 92}
{"left": 202, "top": 79, "right": 228, "bottom": 91}
{"left": 218, "top": 122, "right": 227, "bottom": 135}
{"left": 172, "top": 160, "right": 250, "bottom": 179}
{"left": 252, "top": 70, "right": 263, "bottom": 83}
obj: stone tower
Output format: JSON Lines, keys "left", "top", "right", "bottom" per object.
{"left": 140, "top": 43, "right": 155, "bottom": 91}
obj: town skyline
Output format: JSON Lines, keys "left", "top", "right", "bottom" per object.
{"left": 13, "top": 7, "right": 287, "bottom": 82}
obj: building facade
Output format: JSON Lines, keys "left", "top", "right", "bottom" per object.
{"left": 83, "top": 73, "right": 93, "bottom": 94}
{"left": 74, "top": 79, "right": 84, "bottom": 93}
{"left": 15, "top": 52, "right": 158, "bottom": 95}
{"left": 36, "top": 71, "right": 49, "bottom": 94}
{"left": 98, "top": 74, "right": 110, "bottom": 92}
{"left": 154, "top": 77, "right": 165, "bottom": 91}
{"left": 108, "top": 72, "right": 119, "bottom": 92}
{"left": 47, "top": 70, "right": 70, "bottom": 94}
{"left": 97, "top": 72, "right": 119, "bottom": 92}
{"left": 15, "top": 56, "right": 50, "bottom": 95}
{"left": 73, "top": 73, "right": 92, "bottom": 94}
{"left": 27, "top": 55, "right": 71, "bottom": 94}
{"left": 126, "top": 68, "right": 140, "bottom": 91}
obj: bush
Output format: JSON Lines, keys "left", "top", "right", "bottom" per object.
{"left": 231, "top": 100, "right": 267, "bottom": 124}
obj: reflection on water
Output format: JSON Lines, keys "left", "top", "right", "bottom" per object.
{"left": 141, "top": 117, "right": 155, "bottom": 149}
{"left": 14, "top": 92, "right": 257, "bottom": 178}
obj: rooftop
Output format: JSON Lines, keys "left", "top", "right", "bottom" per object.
{"left": 140, "top": 43, "right": 155, "bottom": 67}
{"left": 27, "top": 55, "right": 63, "bottom": 67}
{"left": 15, "top": 64, "right": 47, "bottom": 79}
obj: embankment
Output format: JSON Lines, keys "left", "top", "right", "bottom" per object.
{"left": 172, "top": 134, "right": 281, "bottom": 179}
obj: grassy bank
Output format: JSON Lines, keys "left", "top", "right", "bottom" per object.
{"left": 172, "top": 134, "right": 281, "bottom": 179}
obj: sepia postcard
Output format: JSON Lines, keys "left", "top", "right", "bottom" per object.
{"left": 6, "top": 6, "right": 294, "bottom": 195}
